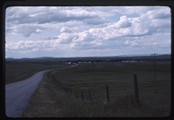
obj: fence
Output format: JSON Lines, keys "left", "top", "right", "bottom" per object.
{"left": 61, "top": 74, "right": 140, "bottom": 105}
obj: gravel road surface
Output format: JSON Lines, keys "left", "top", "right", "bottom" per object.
{"left": 5, "top": 64, "right": 78, "bottom": 117}
{"left": 5, "top": 70, "right": 50, "bottom": 117}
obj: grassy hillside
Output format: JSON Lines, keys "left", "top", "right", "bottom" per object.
{"left": 23, "top": 61, "right": 171, "bottom": 117}
{"left": 5, "top": 62, "right": 70, "bottom": 84}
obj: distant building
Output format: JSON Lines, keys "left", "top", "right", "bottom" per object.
{"left": 130, "top": 60, "right": 137, "bottom": 62}
{"left": 122, "top": 60, "right": 137, "bottom": 63}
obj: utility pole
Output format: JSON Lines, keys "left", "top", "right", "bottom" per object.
{"left": 154, "top": 53, "right": 156, "bottom": 81}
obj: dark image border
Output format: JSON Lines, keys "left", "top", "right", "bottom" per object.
{"left": 1, "top": 0, "right": 173, "bottom": 119}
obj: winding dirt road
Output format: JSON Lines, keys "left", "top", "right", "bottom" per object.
{"left": 5, "top": 64, "right": 78, "bottom": 117}
{"left": 5, "top": 70, "right": 51, "bottom": 117}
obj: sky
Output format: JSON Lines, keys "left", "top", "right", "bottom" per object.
{"left": 5, "top": 6, "right": 171, "bottom": 58}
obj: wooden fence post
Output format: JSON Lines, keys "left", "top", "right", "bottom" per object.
{"left": 68, "top": 89, "right": 71, "bottom": 96}
{"left": 81, "top": 90, "right": 84, "bottom": 101}
{"left": 88, "top": 89, "right": 92, "bottom": 103}
{"left": 70, "top": 89, "right": 72, "bottom": 94}
{"left": 106, "top": 85, "right": 110, "bottom": 104}
{"left": 75, "top": 88, "right": 78, "bottom": 99}
{"left": 134, "top": 74, "right": 140, "bottom": 105}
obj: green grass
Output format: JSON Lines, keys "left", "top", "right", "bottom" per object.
{"left": 5, "top": 62, "right": 70, "bottom": 84}
{"left": 23, "top": 61, "right": 171, "bottom": 117}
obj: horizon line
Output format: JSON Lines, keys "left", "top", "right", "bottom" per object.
{"left": 5, "top": 53, "right": 171, "bottom": 59}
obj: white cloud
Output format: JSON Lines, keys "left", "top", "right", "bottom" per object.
{"left": 7, "top": 23, "right": 48, "bottom": 37}
{"left": 6, "top": 6, "right": 103, "bottom": 25}
{"left": 60, "top": 27, "right": 72, "bottom": 33}
{"left": 145, "top": 8, "right": 170, "bottom": 19}
{"left": 57, "top": 33, "right": 75, "bottom": 44}
{"left": 115, "top": 16, "right": 132, "bottom": 28}
{"left": 5, "top": 6, "right": 171, "bottom": 58}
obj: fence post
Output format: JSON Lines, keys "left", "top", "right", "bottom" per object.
{"left": 75, "top": 88, "right": 78, "bottom": 99}
{"left": 106, "top": 85, "right": 110, "bottom": 104}
{"left": 70, "top": 89, "right": 72, "bottom": 95}
{"left": 134, "top": 74, "right": 140, "bottom": 105}
{"left": 88, "top": 89, "right": 92, "bottom": 103}
{"left": 81, "top": 90, "right": 84, "bottom": 101}
{"left": 68, "top": 89, "right": 71, "bottom": 96}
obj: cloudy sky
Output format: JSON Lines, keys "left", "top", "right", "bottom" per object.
{"left": 5, "top": 6, "right": 171, "bottom": 58}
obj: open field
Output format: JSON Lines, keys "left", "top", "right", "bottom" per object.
{"left": 5, "top": 62, "right": 70, "bottom": 84}
{"left": 23, "top": 61, "right": 171, "bottom": 117}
